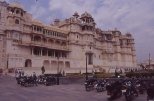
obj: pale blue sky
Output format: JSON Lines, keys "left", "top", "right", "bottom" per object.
{"left": 7, "top": 0, "right": 154, "bottom": 62}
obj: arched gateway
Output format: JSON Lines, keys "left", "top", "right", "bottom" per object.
{"left": 25, "top": 59, "right": 32, "bottom": 67}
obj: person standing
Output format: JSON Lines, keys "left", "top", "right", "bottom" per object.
{"left": 33, "top": 72, "right": 37, "bottom": 86}
{"left": 15, "top": 69, "right": 18, "bottom": 78}
{"left": 41, "top": 66, "right": 45, "bottom": 74}
{"left": 21, "top": 69, "right": 24, "bottom": 77}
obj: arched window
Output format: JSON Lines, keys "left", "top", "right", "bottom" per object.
{"left": 11, "top": 9, "right": 14, "bottom": 13}
{"left": 15, "top": 19, "right": 19, "bottom": 24}
{"left": 25, "top": 59, "right": 32, "bottom": 67}
{"left": 21, "top": 12, "right": 23, "bottom": 16}
{"left": 16, "top": 10, "right": 20, "bottom": 14}
{"left": 65, "top": 61, "right": 70, "bottom": 68}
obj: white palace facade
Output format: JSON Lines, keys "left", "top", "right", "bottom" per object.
{"left": 0, "top": 1, "right": 137, "bottom": 74}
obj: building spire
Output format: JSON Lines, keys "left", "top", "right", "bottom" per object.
{"left": 149, "top": 53, "right": 151, "bottom": 69}
{"left": 73, "top": 11, "right": 79, "bottom": 18}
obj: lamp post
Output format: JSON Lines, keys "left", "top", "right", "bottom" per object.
{"left": 149, "top": 53, "right": 151, "bottom": 69}
{"left": 6, "top": 54, "right": 8, "bottom": 69}
{"left": 56, "top": 53, "right": 60, "bottom": 85}
{"left": 57, "top": 55, "right": 59, "bottom": 74}
{"left": 85, "top": 52, "right": 88, "bottom": 80}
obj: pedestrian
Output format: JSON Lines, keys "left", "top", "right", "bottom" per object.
{"left": 21, "top": 70, "right": 24, "bottom": 77}
{"left": 33, "top": 72, "right": 37, "bottom": 86}
{"left": 19, "top": 70, "right": 22, "bottom": 77}
{"left": 41, "top": 66, "right": 45, "bottom": 74}
{"left": 15, "top": 69, "right": 18, "bottom": 78}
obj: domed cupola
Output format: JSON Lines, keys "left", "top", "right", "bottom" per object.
{"left": 73, "top": 11, "right": 79, "bottom": 18}
{"left": 6, "top": 2, "right": 26, "bottom": 32}
{"left": 9, "top": 2, "right": 23, "bottom": 9}
{"left": 80, "top": 11, "right": 95, "bottom": 31}
{"left": 8, "top": 2, "right": 24, "bottom": 16}
{"left": 69, "top": 12, "right": 81, "bottom": 25}
{"left": 81, "top": 11, "right": 92, "bottom": 18}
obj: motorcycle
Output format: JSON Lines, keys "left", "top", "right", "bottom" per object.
{"left": 37, "top": 74, "right": 57, "bottom": 86}
{"left": 44, "top": 76, "right": 56, "bottom": 86}
{"left": 94, "top": 80, "right": 106, "bottom": 92}
{"left": 84, "top": 79, "right": 96, "bottom": 91}
{"left": 136, "top": 83, "right": 144, "bottom": 94}
{"left": 147, "top": 87, "right": 154, "bottom": 101}
{"left": 124, "top": 82, "right": 138, "bottom": 101}
{"left": 16, "top": 76, "right": 37, "bottom": 87}
{"left": 106, "top": 81, "right": 122, "bottom": 99}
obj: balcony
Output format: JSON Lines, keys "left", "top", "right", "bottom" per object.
{"left": 15, "top": 40, "right": 31, "bottom": 46}
{"left": 31, "top": 30, "right": 43, "bottom": 35}
{"left": 102, "top": 49, "right": 114, "bottom": 54}
{"left": 7, "top": 13, "right": 23, "bottom": 19}
{"left": 18, "top": 40, "right": 69, "bottom": 51}
{"left": 23, "top": 28, "right": 31, "bottom": 34}
{"left": 82, "top": 30, "right": 93, "bottom": 35}
{"left": 5, "top": 26, "right": 23, "bottom": 32}
{"left": 95, "top": 46, "right": 103, "bottom": 50}
{"left": 81, "top": 22, "right": 94, "bottom": 26}
{"left": 46, "top": 35, "right": 67, "bottom": 41}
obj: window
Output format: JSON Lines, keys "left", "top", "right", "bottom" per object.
{"left": 88, "top": 53, "right": 93, "bottom": 65}
{"left": 21, "top": 12, "right": 23, "bottom": 16}
{"left": 37, "top": 27, "right": 39, "bottom": 31}
{"left": 16, "top": 10, "right": 20, "bottom": 14}
{"left": 11, "top": 9, "right": 14, "bottom": 13}
{"left": 15, "top": 19, "right": 19, "bottom": 24}
{"left": 120, "top": 40, "right": 123, "bottom": 46}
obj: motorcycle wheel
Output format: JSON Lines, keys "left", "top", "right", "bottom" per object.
{"left": 125, "top": 92, "right": 132, "bottom": 101}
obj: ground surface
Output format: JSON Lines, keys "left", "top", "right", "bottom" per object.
{"left": 0, "top": 75, "right": 147, "bottom": 101}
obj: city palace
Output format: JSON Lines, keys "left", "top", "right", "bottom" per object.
{"left": 0, "top": 1, "right": 137, "bottom": 74}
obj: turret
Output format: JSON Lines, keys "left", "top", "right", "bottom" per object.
{"left": 73, "top": 11, "right": 79, "bottom": 18}
{"left": 80, "top": 12, "right": 95, "bottom": 31}
{"left": 6, "top": 2, "right": 25, "bottom": 29}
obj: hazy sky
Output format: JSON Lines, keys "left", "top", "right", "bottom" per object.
{"left": 7, "top": 0, "right": 154, "bottom": 62}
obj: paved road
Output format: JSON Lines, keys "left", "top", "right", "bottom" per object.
{"left": 0, "top": 75, "right": 147, "bottom": 101}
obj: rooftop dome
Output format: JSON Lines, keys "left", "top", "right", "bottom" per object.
{"left": 81, "top": 11, "right": 92, "bottom": 18}
{"left": 73, "top": 11, "right": 79, "bottom": 18}
{"left": 9, "top": 2, "right": 23, "bottom": 9}
{"left": 126, "top": 33, "right": 132, "bottom": 37}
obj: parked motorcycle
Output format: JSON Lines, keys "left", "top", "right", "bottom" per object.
{"left": 124, "top": 81, "right": 138, "bottom": 101}
{"left": 106, "top": 81, "right": 122, "bottom": 99}
{"left": 84, "top": 79, "right": 96, "bottom": 91}
{"left": 16, "top": 76, "right": 37, "bottom": 87}
{"left": 94, "top": 80, "right": 106, "bottom": 92}
{"left": 147, "top": 85, "right": 154, "bottom": 101}
{"left": 37, "top": 74, "right": 57, "bottom": 86}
